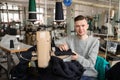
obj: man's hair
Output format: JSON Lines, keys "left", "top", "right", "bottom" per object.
{"left": 74, "top": 15, "right": 87, "bottom": 22}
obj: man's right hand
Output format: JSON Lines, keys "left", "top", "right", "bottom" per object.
{"left": 58, "top": 43, "right": 69, "bottom": 51}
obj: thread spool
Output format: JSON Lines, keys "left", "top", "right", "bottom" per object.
{"left": 10, "top": 40, "right": 14, "bottom": 48}
{"left": 110, "top": 9, "right": 115, "bottom": 19}
{"left": 55, "top": 2, "right": 64, "bottom": 22}
{"left": 28, "top": 0, "right": 37, "bottom": 22}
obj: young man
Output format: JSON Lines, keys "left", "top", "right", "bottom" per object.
{"left": 56, "top": 15, "right": 99, "bottom": 80}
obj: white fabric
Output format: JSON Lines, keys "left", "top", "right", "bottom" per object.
{"left": 0, "top": 34, "right": 18, "bottom": 45}
{"left": 104, "top": 23, "right": 114, "bottom": 36}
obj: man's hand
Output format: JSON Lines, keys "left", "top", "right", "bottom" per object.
{"left": 58, "top": 43, "right": 69, "bottom": 51}
{"left": 71, "top": 51, "right": 79, "bottom": 60}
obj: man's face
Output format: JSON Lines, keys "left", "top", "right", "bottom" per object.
{"left": 74, "top": 19, "right": 88, "bottom": 36}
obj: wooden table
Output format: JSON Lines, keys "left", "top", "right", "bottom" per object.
{"left": 104, "top": 38, "right": 120, "bottom": 43}
{"left": 93, "top": 33, "right": 114, "bottom": 38}
{"left": 0, "top": 42, "right": 32, "bottom": 53}
{"left": 0, "top": 42, "right": 32, "bottom": 79}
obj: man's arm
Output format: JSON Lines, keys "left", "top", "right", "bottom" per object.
{"left": 72, "top": 39, "right": 100, "bottom": 68}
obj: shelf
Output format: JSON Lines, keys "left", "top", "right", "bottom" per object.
{"left": 0, "top": 22, "right": 21, "bottom": 24}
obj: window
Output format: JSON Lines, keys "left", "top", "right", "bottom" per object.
{"left": 0, "top": 4, "right": 19, "bottom": 22}
{"left": 36, "top": 8, "right": 44, "bottom": 24}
